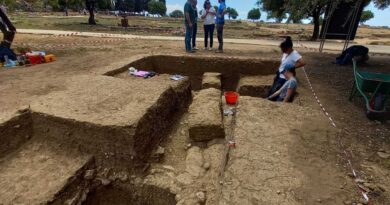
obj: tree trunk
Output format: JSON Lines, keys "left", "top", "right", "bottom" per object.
{"left": 86, "top": 0, "right": 96, "bottom": 25}
{"left": 311, "top": 9, "right": 320, "bottom": 41}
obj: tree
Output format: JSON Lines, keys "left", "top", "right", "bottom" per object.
{"left": 257, "top": 0, "right": 390, "bottom": 41}
{"left": 47, "top": 0, "right": 60, "bottom": 10}
{"left": 3, "top": 0, "right": 15, "bottom": 10}
{"left": 148, "top": 0, "right": 166, "bottom": 16}
{"left": 86, "top": 0, "right": 96, "bottom": 24}
{"left": 360, "top": 10, "right": 374, "bottom": 24}
{"left": 256, "top": 0, "right": 285, "bottom": 21}
{"left": 373, "top": 0, "right": 390, "bottom": 9}
{"left": 247, "top": 8, "right": 261, "bottom": 21}
{"left": 116, "top": 0, "right": 135, "bottom": 11}
{"left": 226, "top": 7, "right": 239, "bottom": 20}
{"left": 97, "top": 0, "right": 111, "bottom": 9}
{"left": 58, "top": 0, "right": 70, "bottom": 15}
{"left": 169, "top": 10, "right": 184, "bottom": 18}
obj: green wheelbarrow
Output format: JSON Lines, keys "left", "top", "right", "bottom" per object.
{"left": 349, "top": 60, "right": 390, "bottom": 121}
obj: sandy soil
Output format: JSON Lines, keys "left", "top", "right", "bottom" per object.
{"left": 0, "top": 138, "right": 93, "bottom": 204}
{"left": 0, "top": 33, "right": 389, "bottom": 204}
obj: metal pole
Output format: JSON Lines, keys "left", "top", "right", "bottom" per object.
{"left": 319, "top": 1, "right": 337, "bottom": 53}
{"left": 343, "top": 0, "right": 363, "bottom": 51}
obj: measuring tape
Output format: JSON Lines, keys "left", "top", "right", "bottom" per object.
{"left": 302, "top": 67, "right": 372, "bottom": 204}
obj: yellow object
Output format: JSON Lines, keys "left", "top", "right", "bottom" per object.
{"left": 44, "top": 54, "right": 56, "bottom": 63}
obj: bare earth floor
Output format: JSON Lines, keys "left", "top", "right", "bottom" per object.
{"left": 0, "top": 34, "right": 389, "bottom": 205}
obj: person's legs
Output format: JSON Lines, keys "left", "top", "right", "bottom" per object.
{"left": 217, "top": 24, "right": 224, "bottom": 51}
{"left": 268, "top": 77, "right": 287, "bottom": 101}
{"left": 185, "top": 25, "right": 193, "bottom": 52}
{"left": 192, "top": 23, "right": 197, "bottom": 48}
{"left": 0, "top": 10, "right": 16, "bottom": 48}
{"left": 204, "top": 25, "right": 209, "bottom": 48}
{"left": 210, "top": 24, "right": 215, "bottom": 48}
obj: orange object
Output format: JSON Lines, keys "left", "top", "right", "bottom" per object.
{"left": 224, "top": 92, "right": 239, "bottom": 105}
{"left": 44, "top": 54, "right": 56, "bottom": 63}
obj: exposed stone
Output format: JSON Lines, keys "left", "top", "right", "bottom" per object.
{"left": 186, "top": 147, "right": 205, "bottom": 177}
{"left": 188, "top": 88, "right": 225, "bottom": 142}
{"left": 100, "top": 168, "right": 111, "bottom": 178}
{"left": 377, "top": 151, "right": 390, "bottom": 159}
{"left": 276, "top": 190, "right": 281, "bottom": 195}
{"left": 196, "top": 191, "right": 206, "bottom": 203}
{"left": 185, "top": 143, "right": 192, "bottom": 150}
{"left": 363, "top": 183, "right": 376, "bottom": 191}
{"left": 162, "top": 165, "right": 175, "bottom": 172}
{"left": 100, "top": 178, "right": 111, "bottom": 186}
{"left": 355, "top": 178, "right": 366, "bottom": 184}
{"left": 377, "top": 184, "right": 386, "bottom": 192}
{"left": 134, "top": 177, "right": 143, "bottom": 185}
{"left": 343, "top": 200, "right": 352, "bottom": 205}
{"left": 65, "top": 192, "right": 80, "bottom": 205}
{"left": 203, "top": 162, "right": 211, "bottom": 170}
{"left": 83, "top": 169, "right": 96, "bottom": 180}
{"left": 119, "top": 173, "right": 129, "bottom": 182}
{"left": 79, "top": 191, "right": 87, "bottom": 203}
{"left": 176, "top": 173, "right": 194, "bottom": 185}
{"left": 151, "top": 146, "right": 165, "bottom": 162}
{"left": 358, "top": 184, "right": 370, "bottom": 193}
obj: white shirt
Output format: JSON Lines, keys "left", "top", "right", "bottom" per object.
{"left": 200, "top": 7, "right": 216, "bottom": 25}
{"left": 278, "top": 50, "right": 302, "bottom": 79}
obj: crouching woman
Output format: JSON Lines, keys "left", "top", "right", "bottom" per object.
{"left": 268, "top": 65, "right": 297, "bottom": 103}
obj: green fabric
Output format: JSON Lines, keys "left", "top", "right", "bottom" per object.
{"left": 184, "top": 1, "right": 195, "bottom": 26}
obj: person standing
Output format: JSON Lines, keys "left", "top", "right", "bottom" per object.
{"left": 216, "top": 0, "right": 226, "bottom": 53}
{"left": 191, "top": 0, "right": 199, "bottom": 50}
{"left": 200, "top": 0, "right": 216, "bottom": 50}
{"left": 184, "top": 0, "right": 196, "bottom": 53}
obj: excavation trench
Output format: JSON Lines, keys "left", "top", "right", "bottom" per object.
{"left": 107, "top": 55, "right": 278, "bottom": 92}
{"left": 0, "top": 55, "right": 279, "bottom": 204}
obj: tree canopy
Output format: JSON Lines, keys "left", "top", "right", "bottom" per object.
{"left": 247, "top": 8, "right": 261, "bottom": 21}
{"left": 169, "top": 9, "right": 183, "bottom": 18}
{"left": 115, "top": 0, "right": 135, "bottom": 11}
{"left": 360, "top": 10, "right": 374, "bottom": 24}
{"left": 257, "top": 0, "right": 390, "bottom": 40}
{"left": 148, "top": 0, "right": 166, "bottom": 16}
{"left": 226, "top": 7, "right": 239, "bottom": 20}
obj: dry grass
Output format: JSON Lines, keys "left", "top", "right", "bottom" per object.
{"left": 10, "top": 12, "right": 390, "bottom": 42}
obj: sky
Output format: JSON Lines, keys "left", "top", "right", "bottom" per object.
{"left": 166, "top": 0, "right": 390, "bottom": 27}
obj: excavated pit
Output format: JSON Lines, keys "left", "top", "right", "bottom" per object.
{"left": 0, "top": 55, "right": 281, "bottom": 205}
{"left": 109, "top": 55, "right": 278, "bottom": 92}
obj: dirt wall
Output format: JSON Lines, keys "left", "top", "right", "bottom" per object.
{"left": 0, "top": 111, "right": 32, "bottom": 156}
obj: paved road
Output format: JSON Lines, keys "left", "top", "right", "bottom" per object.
{"left": 17, "top": 29, "right": 390, "bottom": 54}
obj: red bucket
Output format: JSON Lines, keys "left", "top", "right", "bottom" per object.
{"left": 224, "top": 92, "right": 239, "bottom": 105}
